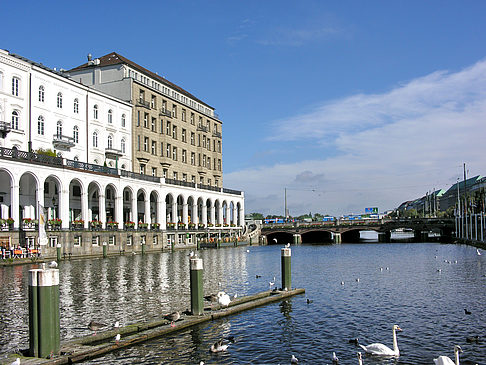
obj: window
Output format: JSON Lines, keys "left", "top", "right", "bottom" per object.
{"left": 190, "top": 113, "right": 194, "bottom": 125}
{"left": 93, "top": 132, "right": 98, "bottom": 147}
{"left": 139, "top": 90, "right": 145, "bottom": 103}
{"left": 108, "top": 109, "right": 113, "bottom": 124}
{"left": 172, "top": 147, "right": 177, "bottom": 160}
{"left": 109, "top": 236, "right": 116, "bottom": 245}
{"left": 92, "top": 236, "right": 99, "bottom": 246}
{"left": 172, "top": 126, "right": 177, "bottom": 139}
{"left": 73, "top": 126, "right": 79, "bottom": 143}
{"left": 127, "top": 236, "right": 133, "bottom": 246}
{"left": 12, "top": 77, "right": 19, "bottom": 96}
{"left": 151, "top": 117, "right": 156, "bottom": 132}
{"left": 173, "top": 172, "right": 178, "bottom": 180}
{"left": 182, "top": 109, "right": 186, "bottom": 121}
{"left": 144, "top": 137, "right": 148, "bottom": 152}
{"left": 50, "top": 236, "right": 58, "bottom": 248}
{"left": 182, "top": 129, "right": 186, "bottom": 142}
{"left": 192, "top": 175, "right": 195, "bottom": 183}
{"left": 93, "top": 105, "right": 98, "bottom": 119}
{"left": 140, "top": 164, "right": 145, "bottom": 174}
{"left": 183, "top": 174, "right": 187, "bottom": 181}
{"left": 151, "top": 140, "right": 156, "bottom": 155}
{"left": 143, "top": 113, "right": 148, "bottom": 128}
{"left": 162, "top": 100, "right": 167, "bottom": 112}
{"left": 108, "top": 135, "right": 113, "bottom": 149}
{"left": 166, "top": 121, "right": 171, "bottom": 135}
{"left": 74, "top": 98, "right": 79, "bottom": 113}
{"left": 152, "top": 167, "right": 157, "bottom": 176}
{"left": 190, "top": 132, "right": 195, "bottom": 146}
{"left": 74, "top": 236, "right": 81, "bottom": 246}
{"left": 207, "top": 138, "right": 211, "bottom": 151}
{"left": 172, "top": 105, "right": 177, "bottom": 118}
{"left": 56, "top": 121, "right": 63, "bottom": 136}
{"left": 160, "top": 119, "right": 164, "bottom": 134}
{"left": 137, "top": 135, "right": 140, "bottom": 151}
{"left": 160, "top": 142, "right": 163, "bottom": 156}
{"left": 37, "top": 116, "right": 44, "bottom": 135}
{"left": 166, "top": 144, "right": 171, "bottom": 158}
{"left": 121, "top": 138, "right": 126, "bottom": 153}
{"left": 57, "top": 92, "right": 63, "bottom": 108}
{"left": 151, "top": 95, "right": 156, "bottom": 108}
{"left": 153, "top": 235, "right": 158, "bottom": 245}
{"left": 218, "top": 159, "right": 222, "bottom": 171}
{"left": 38, "top": 86, "right": 45, "bottom": 102}
{"left": 121, "top": 114, "right": 126, "bottom": 127}
{"left": 137, "top": 111, "right": 140, "bottom": 126}
{"left": 182, "top": 149, "right": 187, "bottom": 163}
{"left": 191, "top": 152, "right": 195, "bottom": 165}
{"left": 218, "top": 141, "right": 221, "bottom": 153}
{"left": 163, "top": 169, "right": 167, "bottom": 178}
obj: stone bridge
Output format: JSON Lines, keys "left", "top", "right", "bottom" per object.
{"left": 260, "top": 218, "right": 455, "bottom": 244}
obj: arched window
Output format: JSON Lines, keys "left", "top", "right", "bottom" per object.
{"left": 121, "top": 114, "right": 126, "bottom": 127}
{"left": 93, "top": 105, "right": 98, "bottom": 119}
{"left": 38, "top": 86, "right": 45, "bottom": 102}
{"left": 73, "top": 126, "right": 79, "bottom": 143}
{"left": 11, "top": 111, "right": 19, "bottom": 130}
{"left": 12, "top": 77, "right": 20, "bottom": 96}
{"left": 107, "top": 135, "right": 113, "bottom": 149}
{"left": 56, "top": 121, "right": 62, "bottom": 136}
{"left": 108, "top": 109, "right": 113, "bottom": 123}
{"left": 37, "top": 116, "right": 45, "bottom": 135}
{"left": 57, "top": 92, "right": 63, "bottom": 108}
{"left": 121, "top": 138, "right": 126, "bottom": 153}
{"left": 92, "top": 131, "right": 98, "bottom": 147}
{"left": 73, "top": 98, "right": 79, "bottom": 113}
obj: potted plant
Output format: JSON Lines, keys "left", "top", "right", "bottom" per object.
{"left": 207, "top": 223, "right": 214, "bottom": 227}
{"left": 150, "top": 222, "right": 160, "bottom": 230}
{"left": 48, "top": 218, "right": 62, "bottom": 230}
{"left": 188, "top": 222, "right": 196, "bottom": 229}
{"left": 106, "top": 221, "right": 118, "bottom": 230}
{"left": 230, "top": 223, "right": 236, "bottom": 227}
{"left": 198, "top": 223, "right": 205, "bottom": 229}
{"left": 223, "top": 223, "right": 229, "bottom": 227}
{"left": 167, "top": 222, "right": 176, "bottom": 229}
{"left": 89, "top": 220, "right": 102, "bottom": 230}
{"left": 124, "top": 221, "right": 135, "bottom": 230}
{"left": 6, "top": 217, "right": 14, "bottom": 228}
{"left": 178, "top": 222, "right": 186, "bottom": 229}
{"left": 138, "top": 222, "right": 148, "bottom": 230}
{"left": 215, "top": 223, "right": 222, "bottom": 227}
{"left": 72, "top": 219, "right": 84, "bottom": 230}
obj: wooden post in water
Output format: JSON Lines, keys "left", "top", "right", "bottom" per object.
{"left": 281, "top": 247, "right": 291, "bottom": 291}
{"left": 102, "top": 241, "right": 107, "bottom": 258}
{"left": 189, "top": 257, "right": 203, "bottom": 315}
{"left": 29, "top": 266, "right": 60, "bottom": 358}
{"left": 141, "top": 242, "right": 146, "bottom": 255}
{"left": 56, "top": 243, "right": 61, "bottom": 261}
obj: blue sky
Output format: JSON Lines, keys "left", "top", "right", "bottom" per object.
{"left": 4, "top": 1, "right": 486, "bottom": 216}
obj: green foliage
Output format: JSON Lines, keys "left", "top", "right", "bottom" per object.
{"left": 36, "top": 148, "right": 57, "bottom": 157}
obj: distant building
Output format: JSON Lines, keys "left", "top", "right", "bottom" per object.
{"left": 439, "top": 176, "right": 483, "bottom": 212}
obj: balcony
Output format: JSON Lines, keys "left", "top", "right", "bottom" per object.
{"left": 212, "top": 131, "right": 221, "bottom": 138}
{"left": 137, "top": 99, "right": 150, "bottom": 109}
{"left": 0, "top": 121, "right": 11, "bottom": 138}
{"left": 105, "top": 147, "right": 123, "bottom": 159}
{"left": 159, "top": 108, "right": 172, "bottom": 118}
{"left": 197, "top": 125, "right": 208, "bottom": 133}
{"left": 52, "top": 134, "right": 75, "bottom": 149}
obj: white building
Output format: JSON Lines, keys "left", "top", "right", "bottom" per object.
{"left": 0, "top": 49, "right": 132, "bottom": 169}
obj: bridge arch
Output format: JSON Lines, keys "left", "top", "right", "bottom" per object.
{"left": 301, "top": 230, "right": 333, "bottom": 244}
{"left": 267, "top": 232, "right": 293, "bottom": 245}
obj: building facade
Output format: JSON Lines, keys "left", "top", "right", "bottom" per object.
{"left": 67, "top": 53, "right": 223, "bottom": 188}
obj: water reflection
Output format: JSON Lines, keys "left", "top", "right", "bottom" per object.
{"left": 1, "top": 244, "right": 486, "bottom": 364}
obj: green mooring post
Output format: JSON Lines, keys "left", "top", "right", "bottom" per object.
{"left": 56, "top": 244, "right": 61, "bottom": 261}
{"left": 196, "top": 236, "right": 200, "bottom": 250}
{"left": 189, "top": 257, "right": 204, "bottom": 315}
{"left": 102, "top": 241, "right": 107, "bottom": 258}
{"left": 141, "top": 242, "right": 146, "bottom": 255}
{"left": 29, "top": 266, "right": 60, "bottom": 358}
{"left": 281, "top": 247, "right": 291, "bottom": 291}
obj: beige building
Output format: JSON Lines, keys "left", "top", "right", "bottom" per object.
{"left": 67, "top": 53, "right": 223, "bottom": 188}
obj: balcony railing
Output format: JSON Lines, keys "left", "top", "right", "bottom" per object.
{"left": 137, "top": 99, "right": 150, "bottom": 108}
{"left": 223, "top": 188, "right": 242, "bottom": 196}
{"left": 120, "top": 170, "right": 161, "bottom": 183}
{"left": 198, "top": 183, "right": 220, "bottom": 192}
{"left": 197, "top": 125, "right": 208, "bottom": 132}
{"left": 65, "top": 159, "right": 118, "bottom": 175}
{"left": 105, "top": 147, "right": 123, "bottom": 158}
{"left": 165, "top": 178, "right": 196, "bottom": 188}
{"left": 212, "top": 131, "right": 222, "bottom": 138}
{"left": 52, "top": 134, "right": 75, "bottom": 149}
{"left": 159, "top": 109, "right": 172, "bottom": 118}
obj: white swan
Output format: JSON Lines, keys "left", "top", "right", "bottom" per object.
{"left": 217, "top": 291, "right": 231, "bottom": 307}
{"left": 357, "top": 352, "right": 363, "bottom": 365}
{"left": 359, "top": 324, "right": 402, "bottom": 356}
{"left": 433, "top": 345, "right": 462, "bottom": 365}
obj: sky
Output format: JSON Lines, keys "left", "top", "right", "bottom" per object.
{"left": 4, "top": 1, "right": 486, "bottom": 217}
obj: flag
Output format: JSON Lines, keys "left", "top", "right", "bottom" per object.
{"left": 38, "top": 202, "right": 48, "bottom": 246}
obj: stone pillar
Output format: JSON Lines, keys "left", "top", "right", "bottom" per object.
{"left": 99, "top": 194, "right": 106, "bottom": 229}
{"left": 172, "top": 201, "right": 177, "bottom": 229}
{"left": 293, "top": 234, "right": 302, "bottom": 245}
{"left": 115, "top": 195, "right": 122, "bottom": 229}
{"left": 201, "top": 204, "right": 207, "bottom": 226}
{"left": 192, "top": 203, "right": 198, "bottom": 225}
{"left": 183, "top": 203, "right": 188, "bottom": 226}
{"left": 334, "top": 233, "right": 342, "bottom": 244}
{"left": 81, "top": 191, "right": 89, "bottom": 229}
{"left": 12, "top": 183, "right": 20, "bottom": 229}
{"left": 59, "top": 189, "right": 69, "bottom": 229}
{"left": 232, "top": 205, "right": 237, "bottom": 225}
{"left": 158, "top": 199, "right": 165, "bottom": 229}
{"left": 131, "top": 194, "right": 137, "bottom": 223}
{"left": 210, "top": 204, "right": 216, "bottom": 226}
{"left": 145, "top": 197, "right": 151, "bottom": 224}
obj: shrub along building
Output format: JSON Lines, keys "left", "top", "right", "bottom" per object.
{"left": 0, "top": 50, "right": 244, "bottom": 258}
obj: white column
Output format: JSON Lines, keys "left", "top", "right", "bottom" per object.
{"left": 232, "top": 205, "right": 237, "bottom": 225}
{"left": 211, "top": 204, "right": 216, "bottom": 226}
{"left": 36, "top": 186, "right": 44, "bottom": 221}
{"left": 239, "top": 201, "right": 245, "bottom": 227}
{"left": 145, "top": 197, "right": 151, "bottom": 224}
{"left": 131, "top": 194, "right": 137, "bottom": 223}
{"left": 225, "top": 205, "right": 231, "bottom": 226}
{"left": 172, "top": 202, "right": 177, "bottom": 229}
{"left": 115, "top": 194, "right": 123, "bottom": 229}
{"left": 11, "top": 183, "right": 19, "bottom": 229}
{"left": 60, "top": 189, "right": 70, "bottom": 229}
{"left": 192, "top": 203, "right": 198, "bottom": 225}
{"left": 158, "top": 198, "right": 165, "bottom": 229}
{"left": 183, "top": 203, "right": 188, "bottom": 225}
{"left": 81, "top": 190, "right": 89, "bottom": 229}
{"left": 202, "top": 204, "right": 207, "bottom": 226}
{"left": 218, "top": 205, "right": 223, "bottom": 225}
{"left": 99, "top": 194, "right": 106, "bottom": 229}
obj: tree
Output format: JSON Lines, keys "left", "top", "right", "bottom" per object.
{"left": 36, "top": 148, "right": 57, "bottom": 157}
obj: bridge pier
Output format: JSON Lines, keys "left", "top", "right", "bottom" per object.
{"left": 414, "top": 230, "right": 429, "bottom": 242}
{"left": 378, "top": 231, "right": 391, "bottom": 243}
{"left": 293, "top": 234, "right": 302, "bottom": 245}
{"left": 333, "top": 233, "right": 341, "bottom": 244}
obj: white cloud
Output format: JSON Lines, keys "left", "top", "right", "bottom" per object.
{"left": 226, "top": 60, "right": 486, "bottom": 216}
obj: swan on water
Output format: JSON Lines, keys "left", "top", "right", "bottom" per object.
{"left": 115, "top": 333, "right": 121, "bottom": 343}
{"left": 359, "top": 324, "right": 402, "bottom": 356}
{"left": 332, "top": 351, "right": 339, "bottom": 364}
{"left": 357, "top": 352, "right": 363, "bottom": 365}
{"left": 210, "top": 338, "right": 229, "bottom": 353}
{"left": 217, "top": 291, "right": 231, "bottom": 307}
{"left": 291, "top": 354, "right": 299, "bottom": 363}
{"left": 477, "top": 248, "right": 481, "bottom": 256}
{"left": 433, "top": 344, "right": 462, "bottom": 365}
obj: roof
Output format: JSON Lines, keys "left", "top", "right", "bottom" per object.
{"left": 68, "top": 52, "right": 213, "bottom": 110}
{"left": 444, "top": 175, "right": 483, "bottom": 195}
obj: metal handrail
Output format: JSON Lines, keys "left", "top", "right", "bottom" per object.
{"left": 65, "top": 159, "right": 118, "bottom": 175}
{"left": 165, "top": 178, "right": 196, "bottom": 188}
{"left": 120, "top": 170, "right": 161, "bottom": 183}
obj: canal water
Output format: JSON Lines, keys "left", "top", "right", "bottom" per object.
{"left": 1, "top": 242, "right": 485, "bottom": 364}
